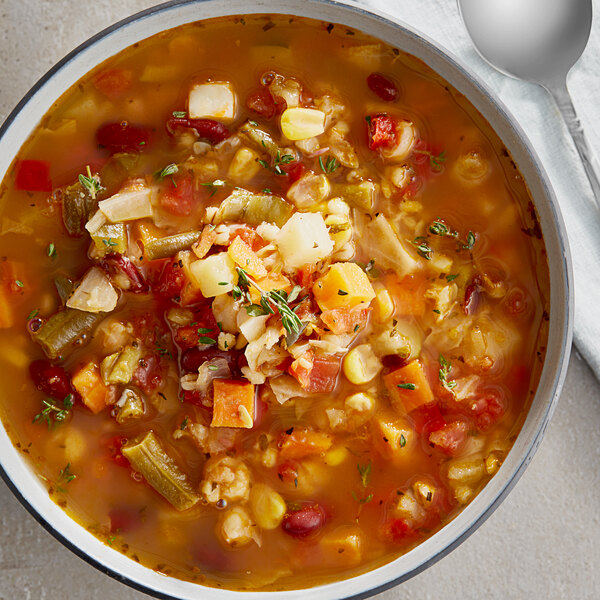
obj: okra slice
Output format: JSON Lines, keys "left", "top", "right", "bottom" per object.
{"left": 122, "top": 431, "right": 200, "bottom": 511}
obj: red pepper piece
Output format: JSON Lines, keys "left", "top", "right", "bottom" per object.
{"left": 15, "top": 160, "right": 52, "bottom": 192}
{"left": 166, "top": 117, "right": 230, "bottom": 144}
{"left": 97, "top": 121, "right": 151, "bottom": 153}
{"left": 367, "top": 73, "right": 399, "bottom": 102}
{"left": 366, "top": 114, "right": 397, "bottom": 150}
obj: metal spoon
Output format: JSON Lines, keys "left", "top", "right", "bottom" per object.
{"left": 458, "top": 0, "right": 600, "bottom": 206}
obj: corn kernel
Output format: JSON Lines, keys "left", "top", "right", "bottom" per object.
{"left": 412, "top": 480, "right": 436, "bottom": 507}
{"left": 250, "top": 483, "right": 286, "bottom": 530}
{"left": 324, "top": 445, "right": 350, "bottom": 466}
{"left": 343, "top": 344, "right": 382, "bottom": 385}
{"left": 281, "top": 107, "right": 326, "bottom": 140}
{"left": 345, "top": 392, "right": 375, "bottom": 414}
{"left": 485, "top": 452, "right": 502, "bottom": 475}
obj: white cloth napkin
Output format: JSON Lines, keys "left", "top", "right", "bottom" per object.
{"left": 358, "top": 0, "right": 600, "bottom": 380}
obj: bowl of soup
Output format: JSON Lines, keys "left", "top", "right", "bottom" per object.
{"left": 0, "top": 0, "right": 572, "bottom": 598}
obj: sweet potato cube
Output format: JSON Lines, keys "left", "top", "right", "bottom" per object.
{"left": 384, "top": 360, "right": 434, "bottom": 413}
{"left": 227, "top": 236, "right": 267, "bottom": 279}
{"left": 211, "top": 379, "right": 255, "bottom": 428}
{"left": 279, "top": 427, "right": 333, "bottom": 460}
{"left": 372, "top": 415, "right": 415, "bottom": 460}
{"left": 312, "top": 262, "right": 375, "bottom": 311}
{"left": 72, "top": 361, "right": 110, "bottom": 414}
{"left": 320, "top": 525, "right": 364, "bottom": 566}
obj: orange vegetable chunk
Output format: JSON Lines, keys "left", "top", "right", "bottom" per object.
{"left": 227, "top": 235, "right": 267, "bottom": 279}
{"left": 279, "top": 427, "right": 333, "bottom": 460}
{"left": 211, "top": 379, "right": 255, "bottom": 428}
{"left": 312, "top": 262, "right": 375, "bottom": 311}
{"left": 320, "top": 305, "right": 370, "bottom": 335}
{"left": 72, "top": 361, "right": 110, "bottom": 414}
{"left": 384, "top": 273, "right": 426, "bottom": 317}
{"left": 384, "top": 360, "right": 434, "bottom": 413}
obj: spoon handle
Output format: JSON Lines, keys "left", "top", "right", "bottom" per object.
{"left": 548, "top": 81, "right": 600, "bottom": 209}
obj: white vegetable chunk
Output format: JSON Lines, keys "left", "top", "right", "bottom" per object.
{"left": 98, "top": 182, "right": 153, "bottom": 223}
{"left": 189, "top": 252, "right": 237, "bottom": 297}
{"left": 66, "top": 267, "right": 118, "bottom": 313}
{"left": 275, "top": 212, "right": 334, "bottom": 269}
{"left": 188, "top": 82, "right": 236, "bottom": 122}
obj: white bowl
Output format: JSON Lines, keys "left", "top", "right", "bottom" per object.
{"left": 0, "top": 1, "right": 573, "bottom": 598}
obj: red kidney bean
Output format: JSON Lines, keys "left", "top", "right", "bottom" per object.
{"left": 463, "top": 275, "right": 482, "bottom": 315}
{"left": 29, "top": 360, "right": 74, "bottom": 401}
{"left": 101, "top": 253, "right": 147, "bottom": 293}
{"left": 180, "top": 347, "right": 243, "bottom": 376}
{"left": 381, "top": 354, "right": 409, "bottom": 371}
{"left": 367, "top": 73, "right": 399, "bottom": 102}
{"left": 96, "top": 121, "right": 151, "bottom": 153}
{"left": 132, "top": 354, "right": 162, "bottom": 393}
{"left": 166, "top": 117, "right": 230, "bottom": 144}
{"left": 282, "top": 503, "right": 326, "bottom": 538}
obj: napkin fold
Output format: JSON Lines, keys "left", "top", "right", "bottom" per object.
{"left": 359, "top": 0, "right": 600, "bottom": 380}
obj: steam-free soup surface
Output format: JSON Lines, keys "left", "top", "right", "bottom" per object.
{"left": 0, "top": 15, "right": 548, "bottom": 591}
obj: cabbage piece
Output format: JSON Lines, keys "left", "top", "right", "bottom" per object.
{"left": 66, "top": 267, "right": 118, "bottom": 313}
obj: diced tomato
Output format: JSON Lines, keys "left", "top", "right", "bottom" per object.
{"left": 428, "top": 420, "right": 469, "bottom": 455}
{"left": 174, "top": 307, "right": 219, "bottom": 350}
{"left": 288, "top": 351, "right": 340, "bottom": 393}
{"left": 234, "top": 226, "right": 266, "bottom": 252}
{"left": 153, "top": 259, "right": 186, "bottom": 300}
{"left": 159, "top": 176, "right": 194, "bottom": 216}
{"left": 320, "top": 306, "right": 370, "bottom": 335}
{"left": 381, "top": 518, "right": 413, "bottom": 543}
{"left": 366, "top": 114, "right": 397, "bottom": 151}
{"left": 471, "top": 391, "right": 505, "bottom": 431}
{"left": 366, "top": 73, "right": 399, "bottom": 102}
{"left": 15, "top": 160, "right": 52, "bottom": 192}
{"left": 411, "top": 403, "right": 446, "bottom": 435}
{"left": 29, "top": 359, "right": 75, "bottom": 401}
{"left": 93, "top": 69, "right": 133, "bottom": 98}
{"left": 166, "top": 117, "right": 230, "bottom": 144}
{"left": 278, "top": 460, "right": 300, "bottom": 485}
{"left": 132, "top": 354, "right": 163, "bottom": 393}
{"left": 109, "top": 507, "right": 141, "bottom": 533}
{"left": 246, "top": 88, "right": 281, "bottom": 119}
{"left": 280, "top": 161, "right": 304, "bottom": 183}
{"left": 297, "top": 264, "right": 318, "bottom": 288}
{"left": 129, "top": 313, "right": 165, "bottom": 347}
{"left": 181, "top": 389, "right": 203, "bottom": 406}
{"left": 97, "top": 121, "right": 151, "bottom": 153}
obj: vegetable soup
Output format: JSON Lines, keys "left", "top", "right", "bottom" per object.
{"left": 0, "top": 14, "right": 549, "bottom": 591}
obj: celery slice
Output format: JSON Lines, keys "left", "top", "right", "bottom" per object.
{"left": 122, "top": 431, "right": 200, "bottom": 511}
{"left": 91, "top": 222, "right": 127, "bottom": 256}
{"left": 101, "top": 344, "right": 142, "bottom": 385}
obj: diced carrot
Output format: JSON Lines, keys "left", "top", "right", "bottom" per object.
{"left": 72, "top": 362, "right": 110, "bottom": 414}
{"left": 320, "top": 305, "right": 370, "bottom": 334}
{"left": 312, "top": 262, "right": 375, "bottom": 311}
{"left": 384, "top": 273, "right": 426, "bottom": 317}
{"left": 249, "top": 272, "right": 291, "bottom": 304}
{"left": 234, "top": 226, "right": 266, "bottom": 252}
{"left": 192, "top": 225, "right": 217, "bottom": 259}
{"left": 288, "top": 351, "right": 340, "bottom": 393}
{"left": 371, "top": 415, "right": 414, "bottom": 460}
{"left": 93, "top": 68, "right": 133, "bottom": 98}
{"left": 384, "top": 360, "right": 434, "bottom": 413}
{"left": 227, "top": 236, "right": 267, "bottom": 279}
{"left": 211, "top": 379, "right": 255, "bottom": 428}
{"left": 279, "top": 427, "right": 333, "bottom": 460}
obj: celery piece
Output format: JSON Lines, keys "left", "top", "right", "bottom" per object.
{"left": 332, "top": 181, "right": 376, "bottom": 212}
{"left": 143, "top": 230, "right": 202, "bottom": 261}
{"left": 239, "top": 121, "right": 280, "bottom": 158}
{"left": 62, "top": 181, "right": 98, "bottom": 237}
{"left": 122, "top": 431, "right": 200, "bottom": 511}
{"left": 115, "top": 388, "right": 145, "bottom": 424}
{"left": 101, "top": 344, "right": 143, "bottom": 385}
{"left": 215, "top": 188, "right": 293, "bottom": 227}
{"left": 91, "top": 222, "right": 127, "bottom": 256}
{"left": 33, "top": 308, "right": 104, "bottom": 360}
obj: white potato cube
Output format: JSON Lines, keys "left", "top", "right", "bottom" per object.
{"left": 276, "top": 212, "right": 334, "bottom": 269}
{"left": 189, "top": 252, "right": 237, "bottom": 297}
{"left": 188, "top": 82, "right": 236, "bottom": 122}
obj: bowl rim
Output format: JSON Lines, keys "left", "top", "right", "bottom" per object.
{"left": 0, "top": 0, "right": 573, "bottom": 598}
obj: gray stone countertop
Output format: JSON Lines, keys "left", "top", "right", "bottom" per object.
{"left": 0, "top": 2, "right": 599, "bottom": 599}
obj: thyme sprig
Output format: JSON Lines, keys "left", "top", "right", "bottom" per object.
{"left": 78, "top": 165, "right": 103, "bottom": 200}
{"left": 318, "top": 154, "right": 339, "bottom": 174}
{"left": 439, "top": 355, "right": 457, "bottom": 393}
{"left": 429, "top": 219, "right": 475, "bottom": 251}
{"left": 258, "top": 150, "right": 295, "bottom": 176}
{"left": 33, "top": 394, "right": 74, "bottom": 429}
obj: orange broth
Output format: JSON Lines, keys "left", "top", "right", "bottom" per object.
{"left": 0, "top": 15, "right": 548, "bottom": 591}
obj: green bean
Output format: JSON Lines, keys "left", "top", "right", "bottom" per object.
{"left": 332, "top": 181, "right": 376, "bottom": 212}
{"left": 239, "top": 120, "right": 281, "bottom": 158}
{"left": 122, "top": 431, "right": 200, "bottom": 511}
{"left": 33, "top": 308, "right": 104, "bottom": 360}
{"left": 143, "top": 230, "right": 202, "bottom": 261}
{"left": 215, "top": 188, "right": 293, "bottom": 227}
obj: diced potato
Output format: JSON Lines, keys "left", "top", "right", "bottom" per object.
{"left": 312, "top": 262, "right": 375, "bottom": 311}
{"left": 280, "top": 107, "right": 325, "bottom": 140}
{"left": 372, "top": 415, "right": 415, "bottom": 460}
{"left": 275, "top": 212, "right": 334, "bottom": 269}
{"left": 250, "top": 483, "right": 286, "bottom": 530}
{"left": 287, "top": 172, "right": 331, "bottom": 209}
{"left": 384, "top": 360, "right": 434, "bottom": 413}
{"left": 72, "top": 361, "right": 110, "bottom": 414}
{"left": 218, "top": 506, "right": 255, "bottom": 547}
{"left": 227, "top": 236, "right": 267, "bottom": 279}
{"left": 324, "top": 445, "right": 350, "bottom": 466}
{"left": 342, "top": 344, "right": 382, "bottom": 385}
{"left": 189, "top": 252, "right": 237, "bottom": 297}
{"left": 97, "top": 182, "right": 153, "bottom": 223}
{"left": 372, "top": 283, "right": 395, "bottom": 323}
{"left": 66, "top": 267, "right": 118, "bottom": 313}
{"left": 228, "top": 147, "right": 261, "bottom": 183}
{"left": 188, "top": 82, "right": 236, "bottom": 122}
{"left": 211, "top": 379, "right": 255, "bottom": 428}
{"left": 320, "top": 525, "right": 364, "bottom": 566}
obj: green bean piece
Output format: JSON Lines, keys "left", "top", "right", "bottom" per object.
{"left": 332, "top": 181, "right": 376, "bottom": 212}
{"left": 91, "top": 222, "right": 127, "bottom": 256}
{"left": 33, "top": 308, "right": 104, "bottom": 360}
{"left": 54, "top": 276, "right": 74, "bottom": 305}
{"left": 122, "top": 431, "right": 200, "bottom": 511}
{"left": 61, "top": 181, "right": 98, "bottom": 237}
{"left": 215, "top": 188, "right": 293, "bottom": 227}
{"left": 143, "top": 230, "right": 202, "bottom": 261}
{"left": 239, "top": 121, "right": 281, "bottom": 158}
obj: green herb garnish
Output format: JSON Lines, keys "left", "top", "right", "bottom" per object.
{"left": 318, "top": 154, "right": 338, "bottom": 174}
{"left": 47, "top": 243, "right": 56, "bottom": 259}
{"left": 78, "top": 165, "right": 103, "bottom": 200}
{"left": 33, "top": 394, "right": 74, "bottom": 429}
{"left": 397, "top": 383, "right": 416, "bottom": 390}
{"left": 357, "top": 461, "right": 371, "bottom": 488}
{"left": 172, "top": 111, "right": 187, "bottom": 118}
{"left": 439, "top": 354, "right": 457, "bottom": 393}
{"left": 200, "top": 179, "right": 226, "bottom": 197}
